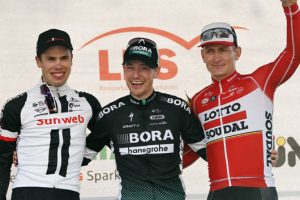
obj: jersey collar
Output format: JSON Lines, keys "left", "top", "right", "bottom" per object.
{"left": 129, "top": 91, "right": 157, "bottom": 106}
{"left": 39, "top": 78, "right": 70, "bottom": 97}
{"left": 212, "top": 71, "right": 239, "bottom": 85}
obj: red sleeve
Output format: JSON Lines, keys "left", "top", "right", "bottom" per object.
{"left": 252, "top": 4, "right": 300, "bottom": 100}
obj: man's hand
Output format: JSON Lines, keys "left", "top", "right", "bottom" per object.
{"left": 281, "top": 0, "right": 297, "bottom": 7}
{"left": 13, "top": 151, "right": 18, "bottom": 167}
{"left": 271, "top": 149, "right": 278, "bottom": 167}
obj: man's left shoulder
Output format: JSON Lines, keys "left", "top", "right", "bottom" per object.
{"left": 157, "top": 92, "right": 191, "bottom": 113}
{"left": 75, "top": 90, "right": 101, "bottom": 108}
{"left": 76, "top": 90, "right": 96, "bottom": 99}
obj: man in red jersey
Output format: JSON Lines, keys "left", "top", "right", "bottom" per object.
{"left": 191, "top": 0, "right": 299, "bottom": 199}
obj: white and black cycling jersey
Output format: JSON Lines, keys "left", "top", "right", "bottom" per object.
{"left": 0, "top": 81, "right": 100, "bottom": 194}
{"left": 84, "top": 91, "right": 206, "bottom": 199}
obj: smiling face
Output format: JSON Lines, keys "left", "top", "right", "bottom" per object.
{"left": 123, "top": 60, "right": 159, "bottom": 100}
{"left": 201, "top": 44, "right": 241, "bottom": 81}
{"left": 36, "top": 46, "right": 73, "bottom": 87}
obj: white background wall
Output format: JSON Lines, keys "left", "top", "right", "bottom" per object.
{"left": 1, "top": 0, "right": 299, "bottom": 199}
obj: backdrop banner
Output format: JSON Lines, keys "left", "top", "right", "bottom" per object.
{"left": 1, "top": 0, "right": 299, "bottom": 199}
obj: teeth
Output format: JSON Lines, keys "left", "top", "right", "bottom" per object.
{"left": 52, "top": 72, "right": 64, "bottom": 78}
{"left": 131, "top": 81, "right": 143, "bottom": 85}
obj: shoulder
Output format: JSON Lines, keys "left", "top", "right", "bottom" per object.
{"left": 191, "top": 83, "right": 217, "bottom": 105}
{"left": 192, "top": 84, "right": 212, "bottom": 100}
{"left": 98, "top": 95, "right": 128, "bottom": 119}
{"left": 2, "top": 92, "right": 27, "bottom": 112}
{"left": 156, "top": 92, "right": 191, "bottom": 114}
{"left": 76, "top": 91, "right": 99, "bottom": 102}
{"left": 1, "top": 92, "right": 27, "bottom": 128}
{"left": 76, "top": 91, "right": 101, "bottom": 107}
{"left": 156, "top": 92, "right": 186, "bottom": 102}
{"left": 190, "top": 84, "right": 215, "bottom": 112}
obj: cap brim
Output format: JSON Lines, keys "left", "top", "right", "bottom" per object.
{"left": 38, "top": 41, "right": 73, "bottom": 55}
{"left": 123, "top": 54, "right": 157, "bottom": 68}
{"left": 199, "top": 41, "right": 236, "bottom": 47}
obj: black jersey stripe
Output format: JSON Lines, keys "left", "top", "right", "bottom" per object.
{"left": 46, "top": 129, "right": 59, "bottom": 175}
{"left": 59, "top": 96, "right": 69, "bottom": 113}
{"left": 59, "top": 128, "right": 71, "bottom": 177}
{"left": 57, "top": 95, "right": 70, "bottom": 177}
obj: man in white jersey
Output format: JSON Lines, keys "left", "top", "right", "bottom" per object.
{"left": 0, "top": 29, "right": 101, "bottom": 200}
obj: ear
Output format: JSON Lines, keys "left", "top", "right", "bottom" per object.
{"left": 35, "top": 56, "right": 42, "bottom": 68}
{"left": 70, "top": 53, "right": 73, "bottom": 66}
{"left": 154, "top": 66, "right": 160, "bottom": 79}
{"left": 201, "top": 49, "right": 207, "bottom": 63}
{"left": 233, "top": 46, "right": 242, "bottom": 61}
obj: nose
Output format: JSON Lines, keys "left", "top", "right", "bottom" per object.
{"left": 132, "top": 67, "right": 140, "bottom": 77}
{"left": 54, "top": 59, "right": 63, "bottom": 69}
{"left": 212, "top": 52, "right": 222, "bottom": 62}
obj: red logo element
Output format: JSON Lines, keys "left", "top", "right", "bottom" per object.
{"left": 79, "top": 26, "right": 248, "bottom": 50}
{"left": 78, "top": 26, "right": 248, "bottom": 81}
{"left": 37, "top": 115, "right": 85, "bottom": 126}
{"left": 203, "top": 111, "right": 247, "bottom": 130}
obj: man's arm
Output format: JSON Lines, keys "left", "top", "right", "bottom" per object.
{"left": 78, "top": 91, "right": 102, "bottom": 132}
{"left": 177, "top": 97, "right": 206, "bottom": 168}
{"left": 0, "top": 112, "right": 19, "bottom": 199}
{"left": 252, "top": 0, "right": 300, "bottom": 100}
{"left": 0, "top": 94, "right": 25, "bottom": 200}
{"left": 82, "top": 107, "right": 111, "bottom": 166}
{"left": 281, "top": 0, "right": 297, "bottom": 7}
{"left": 0, "top": 142, "right": 14, "bottom": 200}
{"left": 79, "top": 92, "right": 105, "bottom": 166}
{"left": 82, "top": 129, "right": 110, "bottom": 166}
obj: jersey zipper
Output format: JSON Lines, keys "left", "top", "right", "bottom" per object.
{"left": 141, "top": 105, "right": 156, "bottom": 199}
{"left": 55, "top": 96, "right": 63, "bottom": 187}
{"left": 218, "top": 81, "right": 232, "bottom": 187}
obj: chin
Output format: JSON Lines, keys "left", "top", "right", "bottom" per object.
{"left": 131, "top": 91, "right": 144, "bottom": 99}
{"left": 52, "top": 81, "right": 66, "bottom": 87}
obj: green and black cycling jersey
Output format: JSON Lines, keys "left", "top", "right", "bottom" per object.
{"left": 84, "top": 91, "right": 206, "bottom": 200}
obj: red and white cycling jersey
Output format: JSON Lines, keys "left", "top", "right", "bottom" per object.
{"left": 191, "top": 4, "right": 300, "bottom": 191}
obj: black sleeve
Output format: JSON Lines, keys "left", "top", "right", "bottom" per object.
{"left": 82, "top": 106, "right": 111, "bottom": 166}
{"left": 177, "top": 98, "right": 207, "bottom": 161}
{"left": 0, "top": 158, "right": 11, "bottom": 200}
{"left": 196, "top": 148, "right": 207, "bottom": 161}
{"left": 179, "top": 100, "right": 206, "bottom": 144}
{"left": 82, "top": 123, "right": 110, "bottom": 166}
{"left": 79, "top": 92, "right": 108, "bottom": 166}
{"left": 81, "top": 157, "right": 91, "bottom": 166}
{"left": 0, "top": 93, "right": 25, "bottom": 200}
{"left": 86, "top": 113, "right": 111, "bottom": 153}
{"left": 78, "top": 92, "right": 102, "bottom": 132}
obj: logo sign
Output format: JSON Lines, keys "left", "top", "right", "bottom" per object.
{"left": 275, "top": 136, "right": 300, "bottom": 167}
{"left": 78, "top": 26, "right": 247, "bottom": 82}
{"left": 94, "top": 136, "right": 300, "bottom": 169}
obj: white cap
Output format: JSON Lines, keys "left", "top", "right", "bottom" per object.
{"left": 199, "top": 22, "right": 237, "bottom": 47}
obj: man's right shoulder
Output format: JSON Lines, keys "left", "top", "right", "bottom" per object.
{"left": 97, "top": 96, "right": 128, "bottom": 119}
{"left": 1, "top": 92, "right": 27, "bottom": 112}
{"left": 1, "top": 93, "right": 27, "bottom": 131}
{"left": 192, "top": 84, "right": 213, "bottom": 100}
